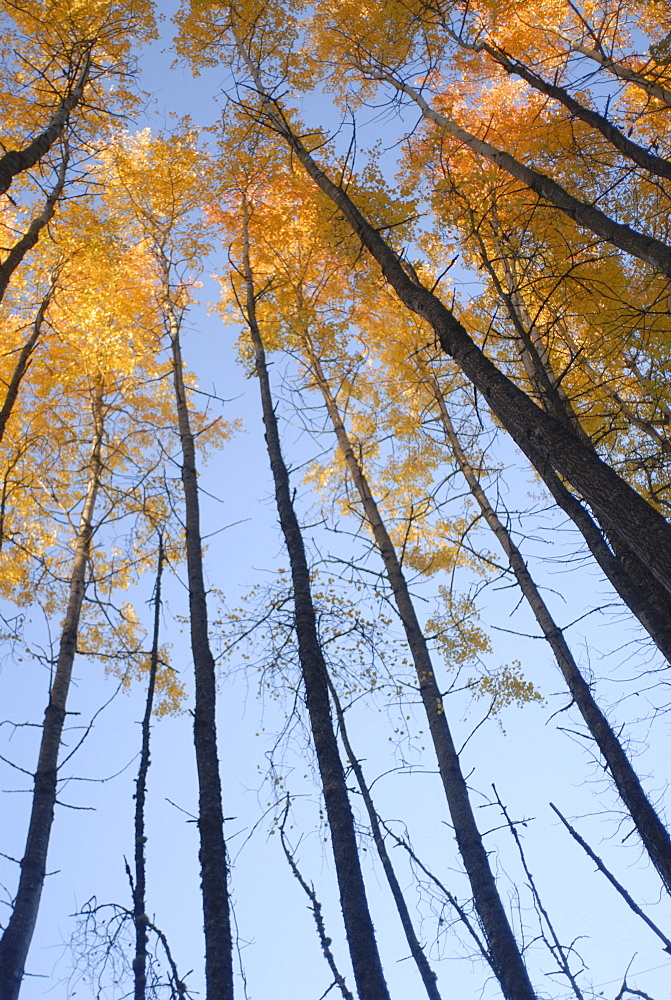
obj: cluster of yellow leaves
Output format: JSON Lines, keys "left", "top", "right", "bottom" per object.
{"left": 0, "top": 0, "right": 157, "bottom": 143}
{"left": 118, "top": 646, "right": 186, "bottom": 718}
{"left": 470, "top": 662, "right": 544, "bottom": 724}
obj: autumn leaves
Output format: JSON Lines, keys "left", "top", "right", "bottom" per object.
{"left": 2, "top": 1, "right": 671, "bottom": 998}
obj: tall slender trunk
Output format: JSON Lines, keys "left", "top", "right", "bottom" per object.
{"left": 525, "top": 451, "right": 671, "bottom": 661}
{"left": 165, "top": 292, "right": 234, "bottom": 1000}
{"left": 561, "top": 39, "right": 671, "bottom": 108}
{"left": 132, "top": 537, "right": 165, "bottom": 1000}
{"left": 303, "top": 340, "right": 537, "bottom": 1000}
{"left": 240, "top": 211, "right": 391, "bottom": 1000}
{"left": 424, "top": 371, "right": 671, "bottom": 895}
{"left": 453, "top": 33, "right": 671, "bottom": 181}
{"left": 0, "top": 380, "right": 105, "bottom": 1000}
{"left": 369, "top": 67, "right": 671, "bottom": 278}
{"left": 326, "top": 673, "right": 443, "bottom": 1000}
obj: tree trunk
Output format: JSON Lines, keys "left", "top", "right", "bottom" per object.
{"left": 561, "top": 39, "right": 671, "bottom": 107}
{"left": 0, "top": 272, "right": 58, "bottom": 443}
{"left": 460, "top": 35, "right": 671, "bottom": 181}
{"left": 525, "top": 453, "right": 671, "bottom": 661}
{"left": 303, "top": 339, "right": 537, "bottom": 1000}
{"left": 240, "top": 209, "right": 391, "bottom": 1000}
{"left": 369, "top": 68, "right": 671, "bottom": 278}
{"left": 326, "top": 673, "right": 443, "bottom": 1000}
{"left": 132, "top": 537, "right": 165, "bottom": 1000}
{"left": 0, "top": 379, "right": 104, "bottom": 1000}
{"left": 476, "top": 239, "right": 671, "bottom": 660}
{"left": 0, "top": 50, "right": 90, "bottom": 197}
{"left": 425, "top": 372, "right": 671, "bottom": 895}
{"left": 0, "top": 143, "right": 70, "bottom": 303}
{"left": 167, "top": 293, "right": 234, "bottom": 1000}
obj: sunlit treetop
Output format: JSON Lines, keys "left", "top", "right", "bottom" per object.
{"left": 98, "top": 122, "right": 216, "bottom": 274}
{"left": 174, "top": 0, "right": 314, "bottom": 92}
{"left": 0, "top": 0, "right": 157, "bottom": 147}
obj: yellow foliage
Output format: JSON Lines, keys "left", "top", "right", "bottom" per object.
{"left": 470, "top": 660, "right": 544, "bottom": 719}
{"left": 117, "top": 648, "right": 187, "bottom": 717}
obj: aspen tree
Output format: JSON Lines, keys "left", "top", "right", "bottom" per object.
{"left": 0, "top": 136, "right": 192, "bottom": 996}
{"left": 208, "top": 92, "right": 671, "bottom": 980}
{"left": 0, "top": 379, "right": 106, "bottom": 1000}
{"left": 175, "top": 1, "right": 671, "bottom": 628}
{"left": 238, "top": 198, "right": 392, "bottom": 1000}
{"left": 417, "top": 356, "right": 671, "bottom": 893}
{"left": 309, "top": 1, "right": 671, "bottom": 274}
{"left": 297, "top": 334, "right": 537, "bottom": 1000}
{"left": 234, "top": 67, "right": 671, "bottom": 607}
{"left": 0, "top": 353, "right": 169, "bottom": 998}
{"left": 99, "top": 125, "right": 236, "bottom": 1000}
{"left": 165, "top": 286, "right": 234, "bottom": 1000}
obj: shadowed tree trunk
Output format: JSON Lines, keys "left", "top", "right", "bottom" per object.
{"left": 471, "top": 233, "right": 671, "bottom": 662}
{"left": 421, "top": 368, "right": 671, "bottom": 894}
{"left": 0, "top": 50, "right": 90, "bottom": 197}
{"left": 165, "top": 287, "right": 234, "bottom": 1000}
{"left": 132, "top": 537, "right": 165, "bottom": 1000}
{"left": 0, "top": 143, "right": 70, "bottom": 304}
{"left": 325, "top": 671, "right": 443, "bottom": 1000}
{"left": 0, "top": 379, "right": 105, "bottom": 1000}
{"left": 240, "top": 204, "right": 391, "bottom": 1000}
{"left": 0, "top": 271, "right": 59, "bottom": 443}
{"left": 300, "top": 337, "right": 537, "bottom": 1000}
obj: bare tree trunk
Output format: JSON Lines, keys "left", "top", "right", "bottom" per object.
{"left": 0, "top": 380, "right": 105, "bottom": 1000}
{"left": 450, "top": 31, "right": 671, "bottom": 180}
{"left": 240, "top": 209, "right": 391, "bottom": 1000}
{"left": 559, "top": 39, "right": 671, "bottom": 107}
{"left": 166, "top": 292, "right": 234, "bottom": 1000}
{"left": 326, "top": 673, "right": 443, "bottom": 1000}
{"left": 424, "top": 373, "right": 671, "bottom": 895}
{"left": 517, "top": 441, "right": 671, "bottom": 661}
{"left": 302, "top": 340, "right": 537, "bottom": 1000}
{"left": 132, "top": 537, "right": 165, "bottom": 1000}
{"left": 474, "top": 239, "right": 671, "bottom": 661}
